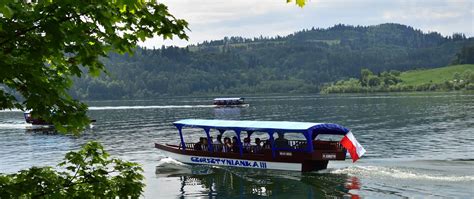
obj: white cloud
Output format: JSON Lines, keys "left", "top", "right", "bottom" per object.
{"left": 383, "top": 10, "right": 461, "bottom": 20}
{"left": 158, "top": 0, "right": 293, "bottom": 24}
{"left": 140, "top": 0, "right": 473, "bottom": 48}
{"left": 382, "top": 0, "right": 469, "bottom": 20}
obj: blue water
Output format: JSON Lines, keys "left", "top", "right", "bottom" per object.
{"left": 0, "top": 92, "right": 473, "bottom": 198}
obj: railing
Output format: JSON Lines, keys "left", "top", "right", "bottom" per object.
{"left": 288, "top": 140, "right": 308, "bottom": 150}
{"left": 179, "top": 140, "right": 344, "bottom": 153}
{"left": 179, "top": 143, "right": 265, "bottom": 154}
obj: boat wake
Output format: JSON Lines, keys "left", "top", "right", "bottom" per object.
{"left": 329, "top": 165, "right": 474, "bottom": 182}
{"left": 0, "top": 108, "right": 22, "bottom": 112}
{"left": 0, "top": 105, "right": 216, "bottom": 112}
{"left": 155, "top": 158, "right": 216, "bottom": 176}
{"left": 0, "top": 122, "right": 31, "bottom": 129}
{"left": 156, "top": 157, "right": 186, "bottom": 167}
{"left": 155, "top": 157, "right": 196, "bottom": 175}
{"left": 89, "top": 105, "right": 215, "bottom": 110}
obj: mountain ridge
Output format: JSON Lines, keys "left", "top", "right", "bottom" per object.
{"left": 71, "top": 23, "right": 474, "bottom": 99}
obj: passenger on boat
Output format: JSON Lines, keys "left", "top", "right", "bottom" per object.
{"left": 275, "top": 133, "right": 290, "bottom": 148}
{"left": 214, "top": 135, "right": 222, "bottom": 144}
{"left": 194, "top": 138, "right": 203, "bottom": 151}
{"left": 231, "top": 136, "right": 239, "bottom": 152}
{"left": 201, "top": 138, "right": 208, "bottom": 151}
{"left": 213, "top": 135, "right": 223, "bottom": 152}
{"left": 253, "top": 138, "right": 262, "bottom": 153}
{"left": 223, "top": 137, "right": 232, "bottom": 152}
{"left": 262, "top": 140, "right": 271, "bottom": 149}
{"left": 243, "top": 137, "right": 251, "bottom": 153}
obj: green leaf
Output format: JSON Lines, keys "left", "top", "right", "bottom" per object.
{"left": 1, "top": 5, "right": 13, "bottom": 18}
{"left": 287, "top": 0, "right": 306, "bottom": 7}
{"left": 296, "top": 0, "right": 306, "bottom": 7}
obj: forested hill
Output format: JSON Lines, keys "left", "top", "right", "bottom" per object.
{"left": 71, "top": 23, "right": 474, "bottom": 99}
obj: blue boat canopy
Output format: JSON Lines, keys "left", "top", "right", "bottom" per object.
{"left": 174, "top": 119, "right": 349, "bottom": 135}
{"left": 173, "top": 119, "right": 351, "bottom": 155}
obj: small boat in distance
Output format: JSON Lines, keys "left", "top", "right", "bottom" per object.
{"left": 213, "top": 98, "right": 249, "bottom": 108}
{"left": 155, "top": 119, "right": 366, "bottom": 172}
{"left": 23, "top": 111, "right": 96, "bottom": 131}
{"left": 24, "top": 112, "right": 50, "bottom": 125}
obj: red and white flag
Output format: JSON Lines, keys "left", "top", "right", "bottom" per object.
{"left": 340, "top": 131, "right": 366, "bottom": 162}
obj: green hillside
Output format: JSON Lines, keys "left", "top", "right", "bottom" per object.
{"left": 321, "top": 64, "right": 474, "bottom": 93}
{"left": 400, "top": 64, "right": 474, "bottom": 86}
{"left": 69, "top": 23, "right": 474, "bottom": 99}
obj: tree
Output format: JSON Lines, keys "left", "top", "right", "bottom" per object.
{"left": 452, "top": 45, "right": 474, "bottom": 65}
{"left": 463, "top": 70, "right": 474, "bottom": 83}
{"left": 0, "top": 0, "right": 188, "bottom": 133}
{"left": 0, "top": 141, "right": 144, "bottom": 198}
{"left": 360, "top": 68, "right": 373, "bottom": 87}
{"left": 367, "top": 76, "right": 381, "bottom": 87}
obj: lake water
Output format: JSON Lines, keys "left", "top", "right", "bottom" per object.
{"left": 0, "top": 93, "right": 473, "bottom": 198}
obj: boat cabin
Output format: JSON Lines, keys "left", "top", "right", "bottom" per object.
{"left": 213, "top": 98, "right": 247, "bottom": 107}
{"left": 155, "top": 119, "right": 363, "bottom": 172}
{"left": 24, "top": 111, "right": 49, "bottom": 125}
{"left": 23, "top": 111, "right": 96, "bottom": 131}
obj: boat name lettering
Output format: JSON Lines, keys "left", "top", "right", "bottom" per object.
{"left": 190, "top": 157, "right": 267, "bottom": 168}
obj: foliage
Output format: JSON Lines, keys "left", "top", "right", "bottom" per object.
{"left": 360, "top": 69, "right": 373, "bottom": 87}
{"left": 322, "top": 69, "right": 401, "bottom": 93}
{"left": 287, "top": 0, "right": 307, "bottom": 7}
{"left": 0, "top": 0, "right": 188, "bottom": 133}
{"left": 321, "top": 64, "right": 474, "bottom": 93}
{"left": 67, "top": 24, "right": 473, "bottom": 99}
{"left": 452, "top": 45, "right": 474, "bottom": 65}
{"left": 0, "top": 141, "right": 144, "bottom": 198}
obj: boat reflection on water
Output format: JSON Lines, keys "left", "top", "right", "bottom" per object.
{"left": 212, "top": 107, "right": 242, "bottom": 119}
{"left": 155, "top": 164, "right": 361, "bottom": 198}
{"left": 345, "top": 176, "right": 361, "bottom": 199}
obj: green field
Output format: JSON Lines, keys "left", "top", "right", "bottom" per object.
{"left": 321, "top": 64, "right": 474, "bottom": 93}
{"left": 400, "top": 64, "right": 474, "bottom": 86}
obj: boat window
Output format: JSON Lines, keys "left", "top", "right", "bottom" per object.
{"left": 207, "top": 129, "right": 220, "bottom": 142}
{"left": 220, "top": 130, "right": 240, "bottom": 153}
{"left": 221, "top": 131, "right": 237, "bottom": 140}
{"left": 313, "top": 134, "right": 344, "bottom": 141}
{"left": 274, "top": 132, "right": 307, "bottom": 151}
{"left": 178, "top": 128, "right": 213, "bottom": 151}
{"left": 179, "top": 128, "right": 202, "bottom": 144}
{"left": 249, "top": 132, "right": 269, "bottom": 152}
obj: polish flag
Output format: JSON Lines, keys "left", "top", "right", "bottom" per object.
{"left": 340, "top": 131, "right": 366, "bottom": 162}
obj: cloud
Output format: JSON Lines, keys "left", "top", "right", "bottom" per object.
{"left": 380, "top": 0, "right": 472, "bottom": 35}
{"left": 158, "top": 0, "right": 292, "bottom": 24}
{"left": 140, "top": 0, "right": 473, "bottom": 48}
{"left": 382, "top": 0, "right": 469, "bottom": 20}
{"left": 383, "top": 10, "right": 462, "bottom": 20}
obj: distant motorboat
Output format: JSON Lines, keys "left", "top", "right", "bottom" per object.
{"left": 213, "top": 97, "right": 249, "bottom": 108}
{"left": 23, "top": 111, "right": 96, "bottom": 131}
{"left": 23, "top": 112, "right": 49, "bottom": 125}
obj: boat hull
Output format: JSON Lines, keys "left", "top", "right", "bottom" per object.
{"left": 213, "top": 104, "right": 250, "bottom": 108}
{"left": 158, "top": 149, "right": 302, "bottom": 171}
{"left": 155, "top": 143, "right": 337, "bottom": 172}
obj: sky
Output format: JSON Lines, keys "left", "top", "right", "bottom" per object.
{"left": 139, "top": 0, "right": 473, "bottom": 48}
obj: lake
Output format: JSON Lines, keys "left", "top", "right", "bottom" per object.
{"left": 0, "top": 92, "right": 473, "bottom": 198}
